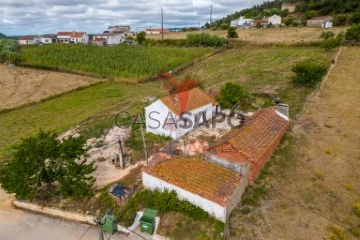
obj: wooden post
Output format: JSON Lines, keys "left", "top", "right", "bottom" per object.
{"left": 140, "top": 125, "right": 148, "bottom": 165}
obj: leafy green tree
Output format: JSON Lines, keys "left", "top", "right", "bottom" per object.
{"left": 304, "top": 10, "right": 317, "bottom": 19}
{"left": 136, "top": 31, "right": 146, "bottom": 44}
{"left": 291, "top": 61, "right": 328, "bottom": 86}
{"left": 351, "top": 11, "right": 360, "bottom": 24}
{"left": 220, "top": 23, "right": 230, "bottom": 30}
{"left": 0, "top": 130, "right": 95, "bottom": 201}
{"left": 216, "top": 82, "right": 248, "bottom": 109}
{"left": 227, "top": 27, "right": 238, "bottom": 38}
{"left": 345, "top": 24, "right": 360, "bottom": 40}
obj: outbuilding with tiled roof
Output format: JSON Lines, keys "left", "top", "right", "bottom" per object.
{"left": 206, "top": 107, "right": 290, "bottom": 183}
{"left": 142, "top": 157, "right": 249, "bottom": 222}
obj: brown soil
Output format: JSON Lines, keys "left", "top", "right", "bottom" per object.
{"left": 230, "top": 47, "right": 360, "bottom": 239}
{"left": 0, "top": 64, "right": 101, "bottom": 110}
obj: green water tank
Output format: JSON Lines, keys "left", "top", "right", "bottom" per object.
{"left": 140, "top": 209, "right": 158, "bottom": 235}
{"left": 101, "top": 214, "right": 117, "bottom": 234}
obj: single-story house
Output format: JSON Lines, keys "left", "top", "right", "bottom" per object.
{"left": 281, "top": 3, "right": 297, "bottom": 13}
{"left": 307, "top": 16, "right": 333, "bottom": 28}
{"left": 145, "top": 87, "right": 219, "bottom": 140}
{"left": 108, "top": 25, "right": 130, "bottom": 33}
{"left": 18, "top": 36, "right": 36, "bottom": 45}
{"left": 57, "top": 31, "right": 89, "bottom": 44}
{"left": 254, "top": 18, "right": 268, "bottom": 28}
{"left": 268, "top": 14, "right": 282, "bottom": 26}
{"left": 38, "top": 35, "right": 54, "bottom": 44}
{"left": 206, "top": 107, "right": 290, "bottom": 184}
{"left": 142, "top": 157, "right": 249, "bottom": 222}
{"left": 92, "top": 38, "right": 107, "bottom": 46}
{"left": 92, "top": 32, "right": 125, "bottom": 45}
{"left": 145, "top": 28, "right": 170, "bottom": 34}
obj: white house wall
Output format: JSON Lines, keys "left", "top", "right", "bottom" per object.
{"left": 145, "top": 100, "right": 214, "bottom": 140}
{"left": 142, "top": 172, "right": 227, "bottom": 222}
{"left": 268, "top": 15, "right": 282, "bottom": 25}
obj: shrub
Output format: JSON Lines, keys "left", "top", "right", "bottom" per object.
{"left": 216, "top": 82, "right": 249, "bottom": 109}
{"left": 227, "top": 27, "right": 238, "bottom": 38}
{"left": 320, "top": 38, "right": 341, "bottom": 51}
{"left": 351, "top": 11, "right": 360, "bottom": 24}
{"left": 291, "top": 61, "right": 328, "bottom": 85}
{"left": 333, "top": 14, "right": 350, "bottom": 26}
{"left": 186, "top": 33, "right": 228, "bottom": 47}
{"left": 345, "top": 24, "right": 360, "bottom": 41}
{"left": 321, "top": 31, "right": 335, "bottom": 39}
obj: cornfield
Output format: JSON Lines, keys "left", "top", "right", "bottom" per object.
{"left": 21, "top": 44, "right": 212, "bottom": 80}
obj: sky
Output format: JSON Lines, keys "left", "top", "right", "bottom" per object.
{"left": 0, "top": 0, "right": 264, "bottom": 36}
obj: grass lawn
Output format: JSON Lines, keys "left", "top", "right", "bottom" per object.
{"left": 21, "top": 44, "right": 212, "bottom": 81}
{"left": 178, "top": 46, "right": 335, "bottom": 117}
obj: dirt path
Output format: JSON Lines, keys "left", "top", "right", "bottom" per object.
{"left": 230, "top": 47, "right": 360, "bottom": 239}
{"left": 0, "top": 64, "right": 101, "bottom": 110}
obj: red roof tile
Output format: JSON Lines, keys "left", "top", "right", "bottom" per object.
{"left": 19, "top": 36, "right": 34, "bottom": 41}
{"left": 209, "top": 107, "right": 290, "bottom": 163}
{"left": 160, "top": 88, "right": 215, "bottom": 115}
{"left": 143, "top": 157, "right": 241, "bottom": 206}
{"left": 57, "top": 32, "right": 86, "bottom": 38}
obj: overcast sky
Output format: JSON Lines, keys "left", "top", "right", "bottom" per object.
{"left": 0, "top": 0, "right": 264, "bottom": 36}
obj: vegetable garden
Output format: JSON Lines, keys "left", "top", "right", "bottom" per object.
{"left": 21, "top": 44, "right": 212, "bottom": 81}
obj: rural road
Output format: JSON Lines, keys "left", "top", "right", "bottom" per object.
{"left": 0, "top": 189, "right": 145, "bottom": 240}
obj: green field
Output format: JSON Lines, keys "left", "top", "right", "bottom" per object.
{"left": 21, "top": 44, "right": 212, "bottom": 81}
{"left": 0, "top": 46, "right": 333, "bottom": 162}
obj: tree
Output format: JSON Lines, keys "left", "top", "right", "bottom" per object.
{"left": 216, "top": 82, "right": 248, "bottom": 109}
{"left": 227, "top": 27, "right": 238, "bottom": 38}
{"left": 136, "top": 31, "right": 146, "bottom": 44}
{"left": 351, "top": 11, "right": 360, "bottom": 24}
{"left": 220, "top": 23, "right": 230, "bottom": 30}
{"left": 304, "top": 10, "right": 317, "bottom": 19}
{"left": 345, "top": 24, "right": 360, "bottom": 41}
{"left": 0, "top": 130, "right": 95, "bottom": 201}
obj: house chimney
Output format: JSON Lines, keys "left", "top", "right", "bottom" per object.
{"left": 276, "top": 103, "right": 289, "bottom": 118}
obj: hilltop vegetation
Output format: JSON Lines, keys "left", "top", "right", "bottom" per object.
{"left": 0, "top": 39, "right": 20, "bottom": 64}
{"left": 210, "top": 0, "right": 360, "bottom": 29}
{"left": 20, "top": 44, "right": 212, "bottom": 81}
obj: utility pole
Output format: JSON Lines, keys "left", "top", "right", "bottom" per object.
{"left": 161, "top": 7, "right": 164, "bottom": 40}
{"left": 136, "top": 26, "right": 139, "bottom": 33}
{"left": 210, "top": 4, "right": 213, "bottom": 26}
{"left": 140, "top": 125, "right": 148, "bottom": 165}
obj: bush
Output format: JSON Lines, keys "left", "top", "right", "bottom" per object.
{"left": 345, "top": 24, "right": 360, "bottom": 41}
{"left": 333, "top": 14, "right": 350, "bottom": 26}
{"left": 291, "top": 61, "right": 328, "bottom": 85}
{"left": 351, "top": 11, "right": 360, "bottom": 24}
{"left": 321, "top": 31, "right": 335, "bottom": 39}
{"left": 186, "top": 33, "right": 228, "bottom": 47}
{"left": 320, "top": 38, "right": 341, "bottom": 51}
{"left": 227, "top": 27, "right": 238, "bottom": 38}
{"left": 216, "top": 82, "right": 249, "bottom": 109}
{"left": 136, "top": 31, "right": 146, "bottom": 44}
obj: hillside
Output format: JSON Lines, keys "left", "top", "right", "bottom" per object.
{"left": 210, "top": 0, "right": 360, "bottom": 28}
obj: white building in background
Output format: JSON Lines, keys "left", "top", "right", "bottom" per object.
{"left": 18, "top": 36, "right": 36, "bottom": 45}
{"left": 268, "top": 14, "right": 282, "bottom": 26}
{"left": 57, "top": 32, "right": 89, "bottom": 44}
{"left": 92, "top": 32, "right": 125, "bottom": 45}
{"left": 231, "top": 16, "right": 254, "bottom": 29}
{"left": 145, "top": 88, "right": 219, "bottom": 140}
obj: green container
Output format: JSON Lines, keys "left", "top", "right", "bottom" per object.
{"left": 140, "top": 209, "right": 158, "bottom": 235}
{"left": 101, "top": 215, "right": 117, "bottom": 234}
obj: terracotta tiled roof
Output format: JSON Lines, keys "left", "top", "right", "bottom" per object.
{"left": 57, "top": 32, "right": 86, "bottom": 38}
{"left": 160, "top": 88, "right": 215, "bottom": 115}
{"left": 143, "top": 157, "right": 241, "bottom": 206}
{"left": 210, "top": 107, "right": 290, "bottom": 163}
{"left": 96, "top": 33, "right": 122, "bottom": 37}
{"left": 19, "top": 36, "right": 34, "bottom": 40}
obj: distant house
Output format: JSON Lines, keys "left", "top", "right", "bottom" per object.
{"left": 268, "top": 14, "right": 282, "bottom": 26}
{"left": 142, "top": 157, "right": 249, "bottom": 222}
{"left": 254, "top": 18, "right": 268, "bottom": 28}
{"left": 18, "top": 36, "right": 35, "bottom": 45}
{"left": 38, "top": 35, "right": 54, "bottom": 44}
{"left": 108, "top": 25, "right": 130, "bottom": 33}
{"left": 307, "top": 16, "right": 333, "bottom": 27}
{"left": 57, "top": 32, "right": 89, "bottom": 44}
{"left": 231, "top": 16, "right": 254, "bottom": 29}
{"left": 145, "top": 28, "right": 170, "bottom": 34}
{"left": 145, "top": 88, "right": 219, "bottom": 140}
{"left": 92, "top": 32, "right": 125, "bottom": 46}
{"left": 206, "top": 107, "right": 290, "bottom": 184}
{"left": 281, "top": 3, "right": 297, "bottom": 13}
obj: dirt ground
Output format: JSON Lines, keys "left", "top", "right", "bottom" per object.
{"left": 229, "top": 47, "right": 360, "bottom": 239}
{"left": 148, "top": 27, "right": 345, "bottom": 43}
{"left": 0, "top": 64, "right": 101, "bottom": 110}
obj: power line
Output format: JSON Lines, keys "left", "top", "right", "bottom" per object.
{"left": 78, "top": 225, "right": 93, "bottom": 240}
